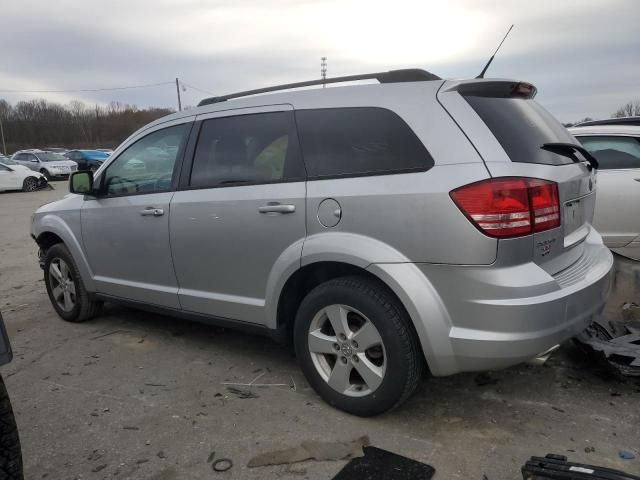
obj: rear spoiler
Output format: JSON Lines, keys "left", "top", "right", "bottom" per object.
{"left": 443, "top": 80, "right": 537, "bottom": 99}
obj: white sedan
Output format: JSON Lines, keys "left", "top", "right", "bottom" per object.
{"left": 0, "top": 159, "right": 48, "bottom": 192}
{"left": 570, "top": 119, "right": 640, "bottom": 260}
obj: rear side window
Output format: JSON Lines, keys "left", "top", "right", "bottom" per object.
{"left": 295, "top": 107, "right": 433, "bottom": 178}
{"left": 190, "top": 111, "right": 305, "bottom": 188}
{"left": 464, "top": 96, "right": 575, "bottom": 165}
{"left": 575, "top": 136, "right": 640, "bottom": 170}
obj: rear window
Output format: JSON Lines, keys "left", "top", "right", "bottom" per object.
{"left": 295, "top": 107, "right": 433, "bottom": 178}
{"left": 464, "top": 96, "right": 575, "bottom": 165}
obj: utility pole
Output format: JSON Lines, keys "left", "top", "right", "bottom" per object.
{"left": 175, "top": 78, "right": 182, "bottom": 112}
{"left": 0, "top": 115, "right": 6, "bottom": 156}
{"left": 321, "top": 57, "right": 327, "bottom": 88}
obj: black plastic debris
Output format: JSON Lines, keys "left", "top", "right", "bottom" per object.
{"left": 575, "top": 318, "right": 640, "bottom": 376}
{"left": 332, "top": 446, "right": 435, "bottom": 480}
{"left": 522, "top": 453, "right": 640, "bottom": 479}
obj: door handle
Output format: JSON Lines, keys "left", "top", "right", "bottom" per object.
{"left": 140, "top": 207, "right": 164, "bottom": 217}
{"left": 258, "top": 203, "right": 296, "bottom": 214}
{"left": 634, "top": 178, "right": 640, "bottom": 182}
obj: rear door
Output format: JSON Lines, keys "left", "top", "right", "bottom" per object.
{"left": 438, "top": 80, "right": 596, "bottom": 274}
{"left": 170, "top": 106, "right": 307, "bottom": 324}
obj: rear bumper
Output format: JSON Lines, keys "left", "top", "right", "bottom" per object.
{"left": 375, "top": 228, "right": 614, "bottom": 376}
{"left": 437, "top": 230, "right": 611, "bottom": 374}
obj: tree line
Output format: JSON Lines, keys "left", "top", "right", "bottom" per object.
{"left": 0, "top": 98, "right": 174, "bottom": 154}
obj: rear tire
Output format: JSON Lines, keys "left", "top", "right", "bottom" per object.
{"left": 21, "top": 177, "right": 37, "bottom": 192}
{"left": 294, "top": 276, "right": 423, "bottom": 416}
{"left": 0, "top": 374, "right": 23, "bottom": 480}
{"left": 44, "top": 243, "right": 102, "bottom": 322}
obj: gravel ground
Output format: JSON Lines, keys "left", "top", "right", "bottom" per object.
{"left": 0, "top": 182, "right": 639, "bottom": 480}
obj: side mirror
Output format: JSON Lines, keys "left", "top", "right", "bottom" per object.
{"left": 30, "top": 159, "right": 38, "bottom": 163}
{"left": 69, "top": 171, "right": 94, "bottom": 195}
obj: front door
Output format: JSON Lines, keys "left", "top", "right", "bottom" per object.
{"left": 170, "top": 107, "right": 307, "bottom": 324}
{"left": 0, "top": 165, "right": 18, "bottom": 190}
{"left": 81, "top": 121, "right": 193, "bottom": 308}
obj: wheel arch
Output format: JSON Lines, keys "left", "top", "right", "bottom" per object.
{"left": 33, "top": 217, "right": 96, "bottom": 291}
{"left": 266, "top": 232, "right": 456, "bottom": 375}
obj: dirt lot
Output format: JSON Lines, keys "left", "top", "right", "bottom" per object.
{"left": 1, "top": 182, "right": 639, "bottom": 479}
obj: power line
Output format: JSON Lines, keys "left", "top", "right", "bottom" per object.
{"left": 0, "top": 81, "right": 174, "bottom": 94}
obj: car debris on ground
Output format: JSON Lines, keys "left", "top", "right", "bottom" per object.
{"left": 247, "top": 436, "right": 369, "bottom": 467}
{"left": 522, "top": 453, "right": 640, "bottom": 480}
{"left": 575, "top": 310, "right": 640, "bottom": 376}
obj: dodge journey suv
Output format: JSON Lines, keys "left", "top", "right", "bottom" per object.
{"left": 31, "top": 69, "right": 613, "bottom": 416}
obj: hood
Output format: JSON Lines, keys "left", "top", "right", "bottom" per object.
{"left": 9, "top": 164, "right": 31, "bottom": 171}
{"left": 9, "top": 167, "right": 44, "bottom": 180}
{"left": 42, "top": 160, "right": 77, "bottom": 168}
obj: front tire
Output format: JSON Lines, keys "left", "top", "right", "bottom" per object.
{"left": 39, "top": 169, "right": 50, "bottom": 180}
{"left": 0, "top": 374, "right": 23, "bottom": 480}
{"left": 44, "top": 244, "right": 102, "bottom": 322}
{"left": 22, "top": 177, "right": 37, "bottom": 192}
{"left": 294, "top": 276, "right": 423, "bottom": 416}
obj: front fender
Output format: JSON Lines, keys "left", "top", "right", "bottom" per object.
{"left": 32, "top": 212, "right": 96, "bottom": 292}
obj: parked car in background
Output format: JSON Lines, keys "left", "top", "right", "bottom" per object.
{"left": 0, "top": 157, "right": 48, "bottom": 191}
{"left": 65, "top": 149, "right": 110, "bottom": 172}
{"left": 0, "top": 311, "right": 24, "bottom": 479}
{"left": 570, "top": 117, "right": 640, "bottom": 260}
{"left": 32, "top": 69, "right": 613, "bottom": 416}
{"left": 11, "top": 149, "right": 77, "bottom": 179}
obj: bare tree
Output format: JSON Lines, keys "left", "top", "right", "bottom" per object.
{"left": 612, "top": 100, "right": 640, "bottom": 118}
{"left": 0, "top": 98, "right": 173, "bottom": 153}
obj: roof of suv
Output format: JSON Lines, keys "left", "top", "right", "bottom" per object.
{"left": 138, "top": 69, "right": 532, "bottom": 139}
{"left": 574, "top": 116, "right": 640, "bottom": 127}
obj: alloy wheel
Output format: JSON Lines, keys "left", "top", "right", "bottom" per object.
{"left": 307, "top": 304, "right": 386, "bottom": 397}
{"left": 23, "top": 178, "right": 37, "bottom": 192}
{"left": 48, "top": 258, "right": 76, "bottom": 312}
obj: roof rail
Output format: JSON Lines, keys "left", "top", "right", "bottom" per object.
{"left": 197, "top": 68, "right": 441, "bottom": 106}
{"left": 575, "top": 116, "right": 640, "bottom": 127}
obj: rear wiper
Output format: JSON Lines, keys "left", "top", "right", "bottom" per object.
{"left": 541, "top": 142, "right": 599, "bottom": 171}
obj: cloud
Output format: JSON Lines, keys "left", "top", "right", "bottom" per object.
{"left": 0, "top": 0, "right": 638, "bottom": 121}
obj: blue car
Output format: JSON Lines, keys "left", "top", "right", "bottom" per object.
{"left": 65, "top": 150, "right": 110, "bottom": 172}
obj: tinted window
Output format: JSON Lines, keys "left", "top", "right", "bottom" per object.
{"left": 575, "top": 136, "right": 640, "bottom": 170}
{"left": 296, "top": 107, "right": 433, "bottom": 178}
{"left": 102, "top": 123, "right": 189, "bottom": 196}
{"left": 190, "top": 111, "right": 304, "bottom": 188}
{"left": 0, "top": 165, "right": 9, "bottom": 171}
{"left": 464, "top": 96, "right": 575, "bottom": 165}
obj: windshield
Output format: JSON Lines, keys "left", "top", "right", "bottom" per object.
{"left": 0, "top": 157, "right": 17, "bottom": 165}
{"left": 37, "top": 152, "right": 67, "bottom": 162}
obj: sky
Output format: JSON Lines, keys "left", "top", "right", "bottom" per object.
{"left": 1, "top": 0, "right": 638, "bottom": 123}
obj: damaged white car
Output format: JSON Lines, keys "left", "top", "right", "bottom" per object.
{"left": 0, "top": 158, "right": 48, "bottom": 192}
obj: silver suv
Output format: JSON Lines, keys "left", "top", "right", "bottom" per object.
{"left": 31, "top": 69, "right": 613, "bottom": 416}
{"left": 12, "top": 149, "right": 78, "bottom": 179}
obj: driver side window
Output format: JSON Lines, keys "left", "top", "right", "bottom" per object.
{"left": 102, "top": 123, "right": 190, "bottom": 196}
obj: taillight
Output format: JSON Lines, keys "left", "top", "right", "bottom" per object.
{"left": 450, "top": 177, "right": 560, "bottom": 238}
